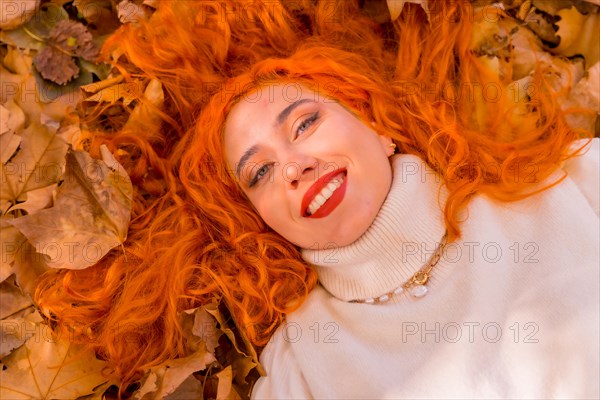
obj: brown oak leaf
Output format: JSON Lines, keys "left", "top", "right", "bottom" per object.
{"left": 33, "top": 20, "right": 99, "bottom": 86}
{"left": 48, "top": 20, "right": 99, "bottom": 61}
{"left": 33, "top": 46, "right": 80, "bottom": 86}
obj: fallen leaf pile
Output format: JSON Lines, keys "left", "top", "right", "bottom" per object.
{"left": 0, "top": 0, "right": 598, "bottom": 399}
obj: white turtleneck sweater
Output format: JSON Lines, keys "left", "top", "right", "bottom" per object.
{"left": 251, "top": 139, "right": 599, "bottom": 400}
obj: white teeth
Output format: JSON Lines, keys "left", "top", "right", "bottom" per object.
{"left": 307, "top": 174, "right": 345, "bottom": 216}
{"left": 315, "top": 194, "right": 326, "bottom": 206}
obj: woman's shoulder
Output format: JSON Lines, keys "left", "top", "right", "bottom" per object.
{"left": 561, "top": 138, "right": 599, "bottom": 216}
{"left": 251, "top": 287, "right": 331, "bottom": 399}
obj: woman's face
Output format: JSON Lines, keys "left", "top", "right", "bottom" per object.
{"left": 223, "top": 83, "right": 394, "bottom": 249}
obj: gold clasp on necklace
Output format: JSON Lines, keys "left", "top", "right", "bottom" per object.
{"left": 412, "top": 271, "right": 429, "bottom": 285}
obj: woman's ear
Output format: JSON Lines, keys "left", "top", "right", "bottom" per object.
{"left": 372, "top": 122, "right": 397, "bottom": 157}
{"left": 377, "top": 134, "right": 396, "bottom": 157}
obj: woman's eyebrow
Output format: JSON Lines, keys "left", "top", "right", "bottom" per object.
{"left": 236, "top": 99, "right": 316, "bottom": 178}
{"left": 275, "top": 98, "right": 313, "bottom": 126}
{"left": 236, "top": 144, "right": 260, "bottom": 178}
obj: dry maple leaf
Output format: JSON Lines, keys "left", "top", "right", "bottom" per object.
{"left": 82, "top": 80, "right": 144, "bottom": 106}
{"left": 0, "top": 65, "right": 24, "bottom": 104}
{"left": 1, "top": 99, "right": 26, "bottom": 134}
{"left": 0, "top": 308, "right": 42, "bottom": 357}
{"left": 180, "top": 306, "right": 221, "bottom": 356}
{"left": 0, "top": 277, "right": 33, "bottom": 319}
{"left": 0, "top": 104, "right": 9, "bottom": 134}
{"left": 0, "top": 130, "right": 22, "bottom": 165}
{"left": 8, "top": 184, "right": 57, "bottom": 215}
{"left": 0, "top": 328, "right": 108, "bottom": 399}
{"left": 9, "top": 147, "right": 133, "bottom": 270}
{"left": 163, "top": 374, "right": 205, "bottom": 399}
{"left": 0, "top": 0, "right": 40, "bottom": 30}
{"left": 125, "top": 78, "right": 165, "bottom": 130}
{"left": 133, "top": 350, "right": 216, "bottom": 399}
{"left": 0, "top": 219, "right": 49, "bottom": 295}
{"left": 1, "top": 221, "right": 23, "bottom": 282}
{"left": 0, "top": 121, "right": 69, "bottom": 214}
{"left": 191, "top": 307, "right": 220, "bottom": 354}
{"left": 562, "top": 62, "right": 600, "bottom": 133}
{"left": 214, "top": 366, "right": 243, "bottom": 400}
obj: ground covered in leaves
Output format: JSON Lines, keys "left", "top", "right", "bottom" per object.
{"left": 1, "top": 0, "right": 598, "bottom": 399}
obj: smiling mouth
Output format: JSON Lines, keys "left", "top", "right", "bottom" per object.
{"left": 301, "top": 169, "right": 348, "bottom": 218}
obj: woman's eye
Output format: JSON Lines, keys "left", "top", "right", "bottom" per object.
{"left": 249, "top": 164, "right": 271, "bottom": 187}
{"left": 295, "top": 112, "right": 319, "bottom": 137}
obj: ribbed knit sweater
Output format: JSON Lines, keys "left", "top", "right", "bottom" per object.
{"left": 252, "top": 139, "right": 599, "bottom": 399}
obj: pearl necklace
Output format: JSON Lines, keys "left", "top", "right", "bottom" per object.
{"left": 349, "top": 231, "right": 448, "bottom": 304}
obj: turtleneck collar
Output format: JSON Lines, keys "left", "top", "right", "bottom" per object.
{"left": 301, "top": 154, "right": 448, "bottom": 302}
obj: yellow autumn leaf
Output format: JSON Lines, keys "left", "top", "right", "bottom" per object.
{"left": 0, "top": 328, "right": 108, "bottom": 399}
{"left": 82, "top": 81, "right": 144, "bottom": 106}
{"left": 124, "top": 78, "right": 165, "bottom": 131}
{"left": 555, "top": 6, "right": 600, "bottom": 67}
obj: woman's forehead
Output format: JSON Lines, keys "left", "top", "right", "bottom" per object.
{"left": 233, "top": 82, "right": 323, "bottom": 109}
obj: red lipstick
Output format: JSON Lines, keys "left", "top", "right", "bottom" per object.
{"left": 301, "top": 168, "right": 347, "bottom": 218}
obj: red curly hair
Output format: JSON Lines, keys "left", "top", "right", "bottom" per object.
{"left": 35, "top": 0, "right": 591, "bottom": 389}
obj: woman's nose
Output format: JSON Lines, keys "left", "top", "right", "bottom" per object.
{"left": 283, "top": 156, "right": 318, "bottom": 190}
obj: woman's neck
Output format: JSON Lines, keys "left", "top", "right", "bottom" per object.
{"left": 301, "top": 154, "right": 448, "bottom": 302}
